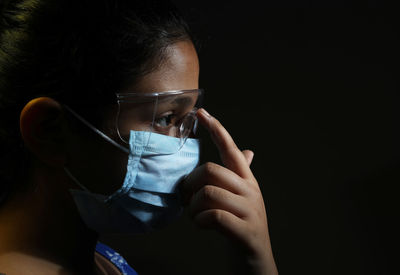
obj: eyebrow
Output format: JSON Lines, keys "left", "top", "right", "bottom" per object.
{"left": 158, "top": 95, "right": 196, "bottom": 108}
{"left": 171, "top": 96, "right": 194, "bottom": 107}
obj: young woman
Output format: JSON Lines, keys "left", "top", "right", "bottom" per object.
{"left": 0, "top": 0, "right": 278, "bottom": 274}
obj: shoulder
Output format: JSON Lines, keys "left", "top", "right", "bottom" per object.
{"left": 95, "top": 242, "right": 139, "bottom": 275}
{"left": 0, "top": 252, "right": 69, "bottom": 275}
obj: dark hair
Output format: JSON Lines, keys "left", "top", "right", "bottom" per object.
{"left": 0, "top": 0, "right": 194, "bottom": 206}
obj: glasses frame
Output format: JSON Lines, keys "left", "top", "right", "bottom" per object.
{"left": 116, "top": 89, "right": 204, "bottom": 101}
{"left": 115, "top": 89, "right": 204, "bottom": 145}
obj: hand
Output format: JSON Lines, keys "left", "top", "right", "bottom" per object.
{"left": 181, "top": 108, "right": 278, "bottom": 275}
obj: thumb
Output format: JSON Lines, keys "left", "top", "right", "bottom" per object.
{"left": 242, "top": 150, "right": 254, "bottom": 166}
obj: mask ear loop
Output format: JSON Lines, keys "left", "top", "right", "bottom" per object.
{"left": 63, "top": 105, "right": 129, "bottom": 154}
{"left": 64, "top": 166, "right": 92, "bottom": 192}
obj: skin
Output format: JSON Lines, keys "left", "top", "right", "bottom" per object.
{"left": 0, "top": 40, "right": 278, "bottom": 275}
{"left": 184, "top": 109, "right": 278, "bottom": 275}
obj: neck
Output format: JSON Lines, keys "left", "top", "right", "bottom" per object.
{"left": 0, "top": 162, "right": 99, "bottom": 274}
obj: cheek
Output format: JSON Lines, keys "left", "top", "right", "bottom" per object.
{"left": 67, "top": 130, "right": 128, "bottom": 196}
{"left": 115, "top": 104, "right": 155, "bottom": 136}
{"left": 95, "top": 141, "right": 129, "bottom": 195}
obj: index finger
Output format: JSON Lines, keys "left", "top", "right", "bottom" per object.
{"left": 196, "top": 108, "right": 254, "bottom": 180}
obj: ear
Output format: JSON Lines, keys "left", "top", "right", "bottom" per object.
{"left": 20, "top": 97, "right": 67, "bottom": 167}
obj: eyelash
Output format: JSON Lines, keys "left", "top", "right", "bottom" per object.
{"left": 154, "top": 112, "right": 176, "bottom": 128}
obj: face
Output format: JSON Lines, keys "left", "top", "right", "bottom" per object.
{"left": 66, "top": 40, "right": 200, "bottom": 196}
{"left": 113, "top": 40, "right": 200, "bottom": 138}
{"left": 129, "top": 40, "right": 199, "bottom": 93}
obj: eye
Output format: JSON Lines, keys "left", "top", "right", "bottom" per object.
{"left": 154, "top": 113, "right": 175, "bottom": 128}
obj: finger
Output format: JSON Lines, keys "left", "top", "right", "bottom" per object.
{"left": 194, "top": 209, "right": 249, "bottom": 245}
{"left": 188, "top": 185, "right": 249, "bottom": 219}
{"left": 197, "top": 108, "right": 254, "bottom": 180}
{"left": 181, "top": 162, "right": 248, "bottom": 197}
{"left": 242, "top": 150, "right": 254, "bottom": 166}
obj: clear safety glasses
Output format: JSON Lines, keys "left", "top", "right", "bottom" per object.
{"left": 115, "top": 89, "right": 204, "bottom": 154}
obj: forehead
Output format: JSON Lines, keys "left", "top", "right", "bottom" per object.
{"left": 124, "top": 40, "right": 200, "bottom": 94}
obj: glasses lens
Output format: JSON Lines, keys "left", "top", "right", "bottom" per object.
{"left": 178, "top": 109, "right": 198, "bottom": 138}
{"left": 116, "top": 89, "right": 203, "bottom": 154}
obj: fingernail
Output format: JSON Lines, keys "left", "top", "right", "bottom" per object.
{"left": 200, "top": 108, "right": 211, "bottom": 118}
{"left": 249, "top": 152, "right": 254, "bottom": 165}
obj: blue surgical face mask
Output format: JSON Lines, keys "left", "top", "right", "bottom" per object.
{"left": 64, "top": 108, "right": 200, "bottom": 234}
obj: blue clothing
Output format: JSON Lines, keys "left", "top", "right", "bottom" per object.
{"left": 95, "top": 242, "right": 138, "bottom": 275}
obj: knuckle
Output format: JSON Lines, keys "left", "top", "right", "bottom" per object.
{"left": 201, "top": 185, "right": 217, "bottom": 202}
{"left": 226, "top": 146, "right": 238, "bottom": 156}
{"left": 209, "top": 209, "right": 225, "bottom": 224}
{"left": 248, "top": 184, "right": 259, "bottom": 194}
{"left": 246, "top": 179, "right": 261, "bottom": 193}
{"left": 202, "top": 162, "right": 217, "bottom": 177}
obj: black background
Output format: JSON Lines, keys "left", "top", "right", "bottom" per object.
{"left": 100, "top": 1, "right": 400, "bottom": 274}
